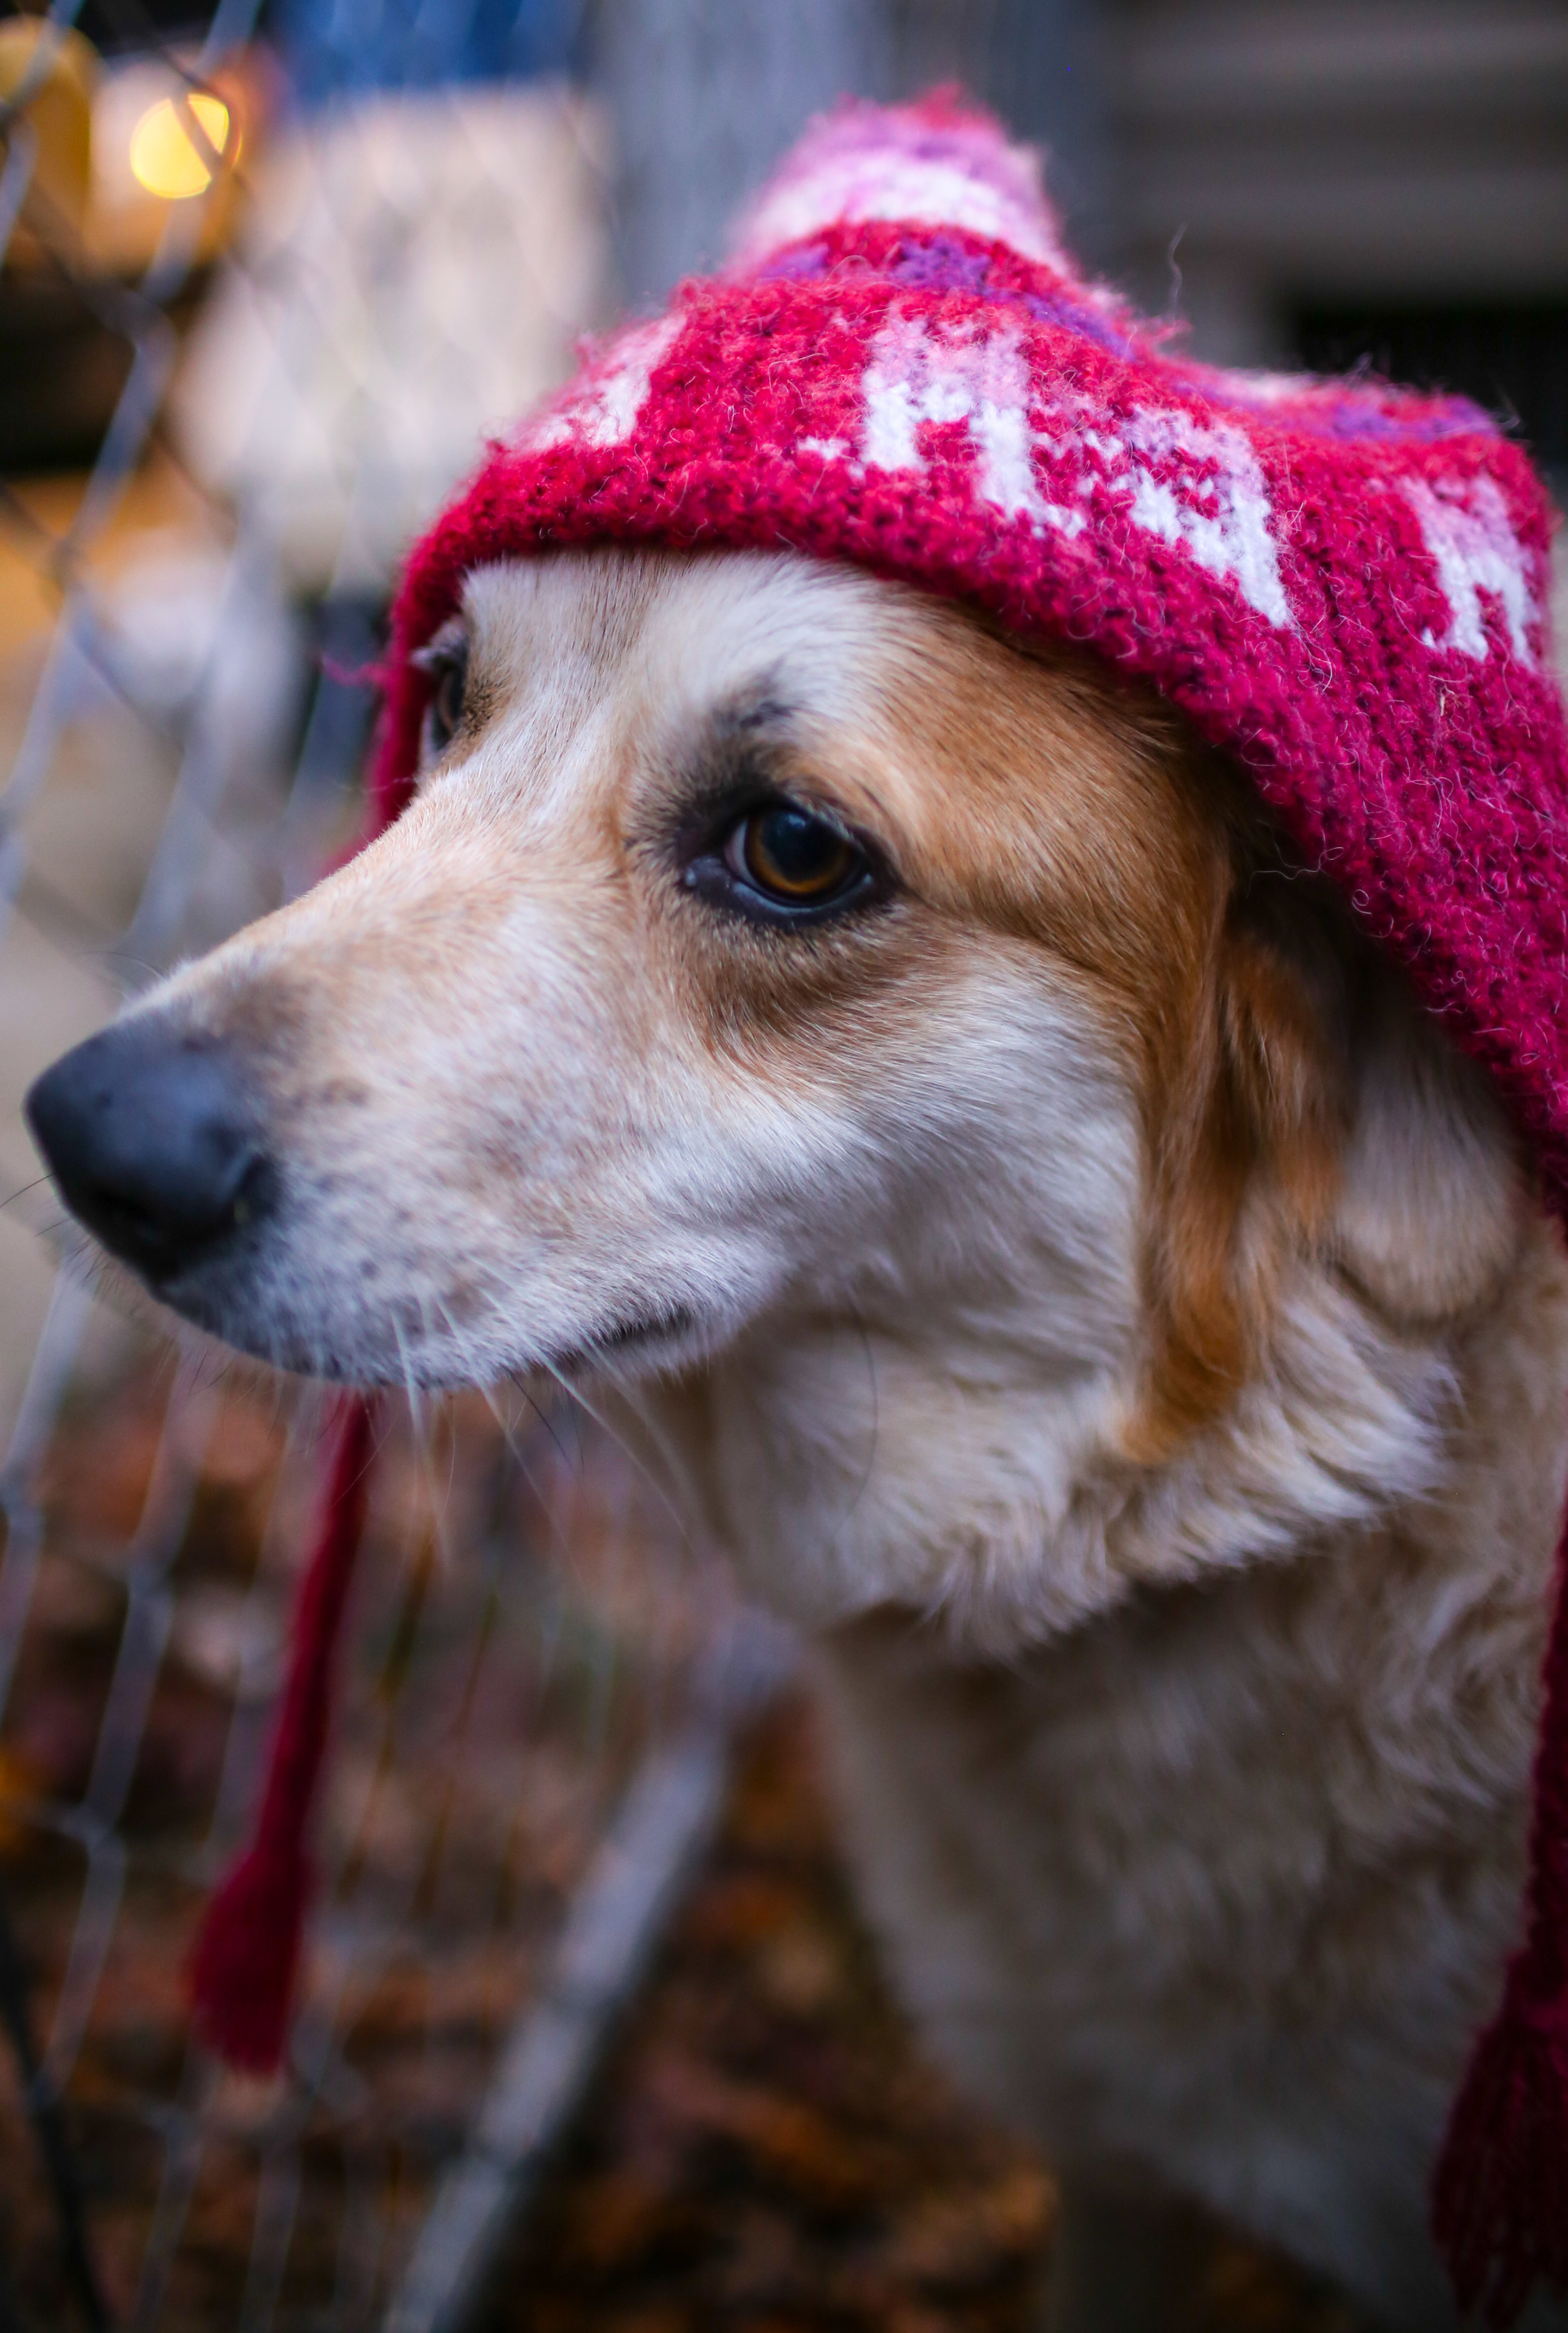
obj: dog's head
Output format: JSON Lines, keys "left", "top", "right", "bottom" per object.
{"left": 27, "top": 549, "right": 1527, "bottom": 1640}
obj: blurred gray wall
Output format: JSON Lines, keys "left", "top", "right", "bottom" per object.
{"left": 1110, "top": 0, "right": 1568, "bottom": 364}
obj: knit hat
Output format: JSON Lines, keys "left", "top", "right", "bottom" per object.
{"left": 198, "top": 96, "right": 1568, "bottom": 2327}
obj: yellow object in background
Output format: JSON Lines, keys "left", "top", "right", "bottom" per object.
{"left": 0, "top": 20, "right": 257, "bottom": 276}
{"left": 128, "top": 87, "right": 233, "bottom": 201}
{"left": 89, "top": 52, "right": 258, "bottom": 273}
{"left": 0, "top": 17, "right": 98, "bottom": 237}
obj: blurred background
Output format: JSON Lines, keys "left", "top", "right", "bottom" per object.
{"left": 0, "top": 3, "right": 1563, "bottom": 2329}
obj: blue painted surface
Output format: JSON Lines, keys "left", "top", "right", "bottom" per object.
{"left": 268, "top": 0, "right": 580, "bottom": 104}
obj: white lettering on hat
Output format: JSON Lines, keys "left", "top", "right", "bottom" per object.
{"left": 1119, "top": 409, "right": 1293, "bottom": 630}
{"left": 1404, "top": 474, "right": 1540, "bottom": 666}
{"left": 852, "top": 314, "right": 1296, "bottom": 626}
{"left": 527, "top": 313, "right": 683, "bottom": 453}
{"left": 861, "top": 313, "right": 1083, "bottom": 533}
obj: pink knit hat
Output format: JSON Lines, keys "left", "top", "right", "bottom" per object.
{"left": 205, "top": 97, "right": 1568, "bottom": 2325}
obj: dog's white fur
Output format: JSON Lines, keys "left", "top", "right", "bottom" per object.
{"left": 122, "top": 551, "right": 1568, "bottom": 2327}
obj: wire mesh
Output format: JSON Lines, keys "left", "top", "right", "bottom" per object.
{"left": 0, "top": 9, "right": 743, "bottom": 2326}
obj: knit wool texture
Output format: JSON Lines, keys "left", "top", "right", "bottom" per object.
{"left": 372, "top": 97, "right": 1568, "bottom": 2326}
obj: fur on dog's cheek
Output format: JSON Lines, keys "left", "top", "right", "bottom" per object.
{"left": 641, "top": 962, "right": 1150, "bottom": 1637}
{"left": 666, "top": 889, "right": 928, "bottom": 1067}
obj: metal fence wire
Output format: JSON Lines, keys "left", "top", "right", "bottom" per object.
{"left": 0, "top": 9, "right": 774, "bottom": 2327}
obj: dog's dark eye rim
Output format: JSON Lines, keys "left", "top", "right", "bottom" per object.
{"left": 679, "top": 790, "right": 889, "bottom": 926}
{"left": 414, "top": 636, "right": 469, "bottom": 757}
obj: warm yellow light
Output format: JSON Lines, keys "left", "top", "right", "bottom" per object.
{"left": 128, "top": 89, "right": 231, "bottom": 200}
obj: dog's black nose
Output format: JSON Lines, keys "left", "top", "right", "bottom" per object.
{"left": 26, "top": 1021, "right": 272, "bottom": 1282}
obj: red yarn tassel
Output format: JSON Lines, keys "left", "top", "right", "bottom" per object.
{"left": 189, "top": 1396, "right": 376, "bottom": 2073}
{"left": 1432, "top": 1495, "right": 1568, "bottom": 2328}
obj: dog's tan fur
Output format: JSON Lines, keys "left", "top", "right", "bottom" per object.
{"left": 121, "top": 550, "right": 1568, "bottom": 2326}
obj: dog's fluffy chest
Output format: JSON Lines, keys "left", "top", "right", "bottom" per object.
{"left": 811, "top": 1541, "right": 1542, "bottom": 2322}
{"left": 652, "top": 1206, "right": 1568, "bottom": 2327}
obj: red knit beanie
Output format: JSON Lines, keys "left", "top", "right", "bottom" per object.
{"left": 208, "top": 95, "right": 1568, "bottom": 2325}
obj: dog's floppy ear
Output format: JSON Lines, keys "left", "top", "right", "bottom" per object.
{"left": 1137, "top": 846, "right": 1357, "bottom": 1450}
{"left": 1141, "top": 797, "right": 1525, "bottom": 1461}
{"left": 1219, "top": 856, "right": 1525, "bottom": 1330}
{"left": 1330, "top": 953, "right": 1526, "bottom": 1325}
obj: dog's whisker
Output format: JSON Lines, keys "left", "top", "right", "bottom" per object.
{"left": 390, "top": 1313, "right": 455, "bottom": 1563}
{"left": 0, "top": 1174, "right": 51, "bottom": 1215}
{"left": 533, "top": 1353, "right": 691, "bottom": 1553}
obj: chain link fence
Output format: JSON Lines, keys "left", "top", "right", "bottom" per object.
{"left": 0, "top": 11, "right": 772, "bottom": 2326}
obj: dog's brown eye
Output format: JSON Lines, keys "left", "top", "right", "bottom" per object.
{"left": 726, "top": 805, "right": 861, "bottom": 905}
{"left": 426, "top": 647, "right": 468, "bottom": 756}
{"left": 685, "top": 792, "right": 882, "bottom": 927}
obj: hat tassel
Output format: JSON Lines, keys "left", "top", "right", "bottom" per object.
{"left": 189, "top": 1395, "right": 376, "bottom": 2074}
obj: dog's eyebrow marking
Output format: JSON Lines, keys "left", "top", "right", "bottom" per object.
{"left": 411, "top": 616, "right": 467, "bottom": 672}
{"left": 677, "top": 688, "right": 799, "bottom": 805}
{"left": 713, "top": 687, "right": 795, "bottom": 742}
{"left": 674, "top": 683, "right": 904, "bottom": 863}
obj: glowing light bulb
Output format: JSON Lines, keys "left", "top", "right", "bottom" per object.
{"left": 128, "top": 89, "right": 231, "bottom": 200}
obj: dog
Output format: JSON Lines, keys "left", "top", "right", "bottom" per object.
{"left": 27, "top": 546, "right": 1568, "bottom": 2329}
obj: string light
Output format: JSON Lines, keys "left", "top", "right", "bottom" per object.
{"left": 128, "top": 89, "right": 231, "bottom": 199}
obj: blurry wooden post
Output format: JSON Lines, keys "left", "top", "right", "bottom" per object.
{"left": 588, "top": 0, "right": 896, "bottom": 309}
{"left": 882, "top": 1, "right": 1108, "bottom": 256}
{"left": 588, "top": 0, "right": 1109, "bottom": 312}
{"left": 982, "top": 0, "right": 1108, "bottom": 261}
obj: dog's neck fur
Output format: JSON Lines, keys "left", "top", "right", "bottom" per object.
{"left": 800, "top": 1212, "right": 1568, "bottom": 2324}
